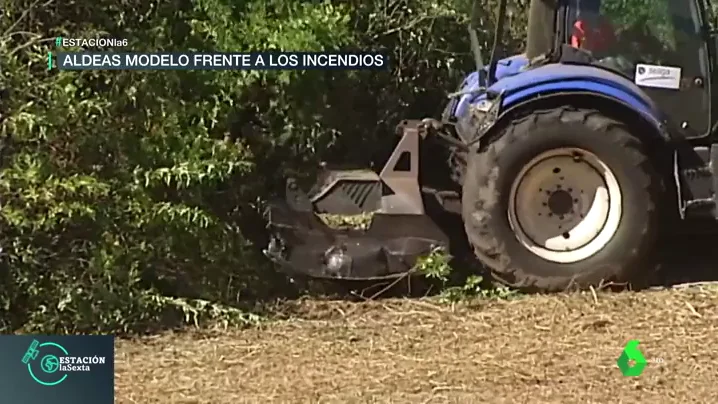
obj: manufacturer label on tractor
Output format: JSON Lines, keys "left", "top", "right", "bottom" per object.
{"left": 634, "top": 64, "right": 681, "bottom": 90}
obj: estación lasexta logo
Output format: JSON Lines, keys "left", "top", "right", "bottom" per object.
{"left": 22, "top": 340, "right": 70, "bottom": 385}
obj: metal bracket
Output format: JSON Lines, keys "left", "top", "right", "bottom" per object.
{"left": 379, "top": 120, "right": 427, "bottom": 215}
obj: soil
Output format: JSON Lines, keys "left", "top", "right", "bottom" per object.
{"left": 115, "top": 285, "right": 718, "bottom": 403}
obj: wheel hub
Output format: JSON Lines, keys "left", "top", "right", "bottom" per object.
{"left": 507, "top": 148, "right": 622, "bottom": 264}
{"left": 547, "top": 190, "right": 573, "bottom": 216}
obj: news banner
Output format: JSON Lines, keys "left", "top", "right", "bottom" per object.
{"left": 48, "top": 51, "right": 388, "bottom": 70}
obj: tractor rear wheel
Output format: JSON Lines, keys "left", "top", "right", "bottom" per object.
{"left": 461, "top": 106, "right": 664, "bottom": 292}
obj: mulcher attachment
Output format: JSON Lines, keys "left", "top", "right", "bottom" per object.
{"left": 264, "top": 120, "right": 450, "bottom": 280}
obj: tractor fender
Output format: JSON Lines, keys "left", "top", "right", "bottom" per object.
{"left": 456, "top": 63, "right": 671, "bottom": 144}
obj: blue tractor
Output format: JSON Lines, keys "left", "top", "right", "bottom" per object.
{"left": 265, "top": 0, "right": 717, "bottom": 292}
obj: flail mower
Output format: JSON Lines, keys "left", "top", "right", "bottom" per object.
{"left": 265, "top": 0, "right": 718, "bottom": 292}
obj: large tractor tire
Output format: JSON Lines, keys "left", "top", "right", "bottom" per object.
{"left": 461, "top": 106, "right": 664, "bottom": 292}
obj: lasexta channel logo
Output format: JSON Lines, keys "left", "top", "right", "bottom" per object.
{"left": 616, "top": 339, "right": 648, "bottom": 376}
{"left": 21, "top": 339, "right": 108, "bottom": 386}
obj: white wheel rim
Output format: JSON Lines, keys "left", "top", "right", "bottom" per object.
{"left": 507, "top": 147, "right": 622, "bottom": 264}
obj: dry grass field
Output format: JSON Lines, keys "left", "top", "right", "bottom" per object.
{"left": 115, "top": 284, "right": 718, "bottom": 403}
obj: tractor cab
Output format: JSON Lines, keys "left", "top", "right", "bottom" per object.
{"left": 563, "top": 0, "right": 712, "bottom": 137}
{"left": 461, "top": 0, "right": 714, "bottom": 139}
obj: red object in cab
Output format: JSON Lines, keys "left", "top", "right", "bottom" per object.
{"left": 571, "top": 17, "right": 616, "bottom": 52}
